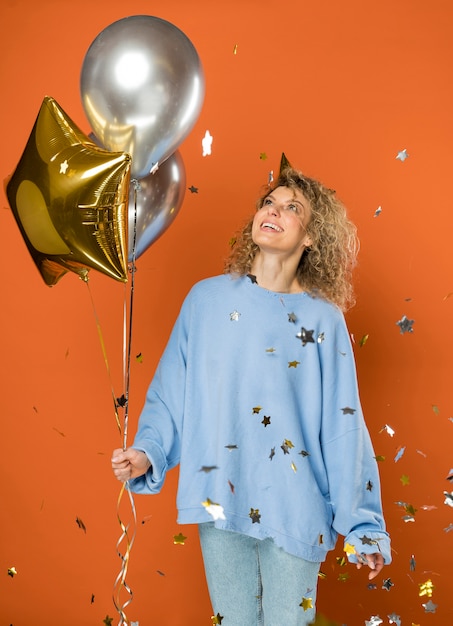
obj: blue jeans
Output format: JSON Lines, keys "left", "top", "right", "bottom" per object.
{"left": 198, "top": 523, "right": 320, "bottom": 625}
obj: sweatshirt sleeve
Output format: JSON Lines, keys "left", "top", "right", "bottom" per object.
{"left": 320, "top": 313, "right": 392, "bottom": 564}
{"left": 127, "top": 295, "right": 190, "bottom": 495}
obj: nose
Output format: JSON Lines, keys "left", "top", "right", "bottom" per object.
{"left": 267, "top": 202, "right": 280, "bottom": 216}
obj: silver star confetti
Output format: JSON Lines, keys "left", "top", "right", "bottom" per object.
{"left": 396, "top": 315, "right": 414, "bottom": 334}
{"left": 396, "top": 148, "right": 409, "bottom": 161}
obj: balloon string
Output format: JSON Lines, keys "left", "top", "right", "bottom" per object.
{"left": 113, "top": 180, "right": 140, "bottom": 625}
{"left": 113, "top": 482, "right": 137, "bottom": 624}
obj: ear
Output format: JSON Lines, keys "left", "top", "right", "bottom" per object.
{"left": 303, "top": 234, "right": 313, "bottom": 248}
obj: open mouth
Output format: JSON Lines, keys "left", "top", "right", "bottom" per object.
{"left": 261, "top": 221, "right": 283, "bottom": 232}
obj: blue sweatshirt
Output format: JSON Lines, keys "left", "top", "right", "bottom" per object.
{"left": 129, "top": 274, "right": 391, "bottom": 564}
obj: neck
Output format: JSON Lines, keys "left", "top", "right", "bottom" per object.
{"left": 250, "top": 253, "right": 303, "bottom": 294}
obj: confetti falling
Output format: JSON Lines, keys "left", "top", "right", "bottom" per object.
{"left": 419, "top": 579, "right": 434, "bottom": 597}
{"left": 396, "top": 315, "right": 414, "bottom": 334}
{"left": 212, "top": 613, "right": 224, "bottom": 625}
{"left": 300, "top": 596, "right": 313, "bottom": 611}
{"left": 249, "top": 508, "right": 261, "bottom": 523}
{"left": 380, "top": 424, "right": 395, "bottom": 437}
{"left": 396, "top": 148, "right": 409, "bottom": 161}
{"left": 202, "top": 499, "right": 226, "bottom": 520}
{"left": 394, "top": 446, "right": 406, "bottom": 462}
{"left": 188, "top": 185, "right": 198, "bottom": 193}
{"left": 359, "top": 334, "right": 369, "bottom": 347}
{"left": 173, "top": 532, "right": 187, "bottom": 545}
{"left": 374, "top": 206, "right": 382, "bottom": 217}
{"left": 76, "top": 516, "right": 87, "bottom": 533}
{"left": 7, "top": 566, "right": 17, "bottom": 577}
{"left": 365, "top": 616, "right": 383, "bottom": 626}
{"left": 229, "top": 310, "right": 241, "bottom": 321}
{"left": 422, "top": 599, "right": 438, "bottom": 613}
{"left": 202, "top": 130, "right": 213, "bottom": 156}
{"left": 296, "top": 327, "right": 315, "bottom": 346}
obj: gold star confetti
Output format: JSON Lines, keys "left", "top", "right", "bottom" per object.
{"left": 259, "top": 152, "right": 268, "bottom": 160}
{"left": 249, "top": 508, "right": 261, "bottom": 523}
{"left": 288, "top": 312, "right": 297, "bottom": 323}
{"left": 188, "top": 185, "right": 198, "bottom": 193}
{"left": 173, "top": 532, "right": 187, "bottom": 545}
{"left": 336, "top": 556, "right": 347, "bottom": 566}
{"left": 59, "top": 159, "right": 69, "bottom": 174}
{"left": 76, "top": 517, "right": 87, "bottom": 533}
{"left": 212, "top": 613, "right": 224, "bottom": 625}
{"left": 7, "top": 567, "right": 17, "bottom": 577}
{"left": 229, "top": 310, "right": 241, "bottom": 321}
{"left": 344, "top": 543, "right": 356, "bottom": 556}
{"left": 338, "top": 572, "right": 350, "bottom": 582}
{"left": 262, "top": 415, "right": 271, "bottom": 427}
{"left": 375, "top": 455, "right": 386, "bottom": 462}
{"left": 291, "top": 461, "right": 297, "bottom": 473}
{"left": 266, "top": 347, "right": 276, "bottom": 353}
{"left": 300, "top": 596, "right": 313, "bottom": 611}
{"left": 252, "top": 406, "right": 262, "bottom": 414}
{"left": 288, "top": 360, "right": 300, "bottom": 368}
{"left": 136, "top": 352, "right": 143, "bottom": 363}
{"left": 103, "top": 617, "right": 113, "bottom": 626}
{"left": 341, "top": 407, "right": 356, "bottom": 415}
{"left": 419, "top": 579, "right": 434, "bottom": 597}
{"left": 233, "top": 43, "right": 238, "bottom": 55}
{"left": 400, "top": 474, "right": 410, "bottom": 486}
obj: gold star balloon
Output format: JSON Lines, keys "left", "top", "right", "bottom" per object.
{"left": 6, "top": 96, "right": 131, "bottom": 286}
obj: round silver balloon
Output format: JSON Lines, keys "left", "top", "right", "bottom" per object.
{"left": 128, "top": 150, "right": 186, "bottom": 260}
{"left": 80, "top": 15, "right": 205, "bottom": 178}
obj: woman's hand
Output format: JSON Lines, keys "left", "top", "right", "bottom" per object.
{"left": 111, "top": 448, "right": 151, "bottom": 482}
{"left": 356, "top": 552, "right": 385, "bottom": 580}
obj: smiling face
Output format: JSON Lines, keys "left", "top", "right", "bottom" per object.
{"left": 251, "top": 186, "right": 313, "bottom": 260}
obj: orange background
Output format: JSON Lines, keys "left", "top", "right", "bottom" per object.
{"left": 1, "top": 1, "right": 452, "bottom": 624}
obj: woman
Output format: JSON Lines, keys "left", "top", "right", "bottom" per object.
{"left": 112, "top": 167, "right": 391, "bottom": 625}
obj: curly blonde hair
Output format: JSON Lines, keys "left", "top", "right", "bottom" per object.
{"left": 224, "top": 167, "right": 359, "bottom": 311}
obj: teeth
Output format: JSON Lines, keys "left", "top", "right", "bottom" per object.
{"left": 262, "top": 222, "right": 283, "bottom": 232}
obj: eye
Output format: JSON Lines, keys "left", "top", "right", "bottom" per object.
{"left": 263, "top": 198, "right": 273, "bottom": 206}
{"left": 286, "top": 203, "right": 298, "bottom": 212}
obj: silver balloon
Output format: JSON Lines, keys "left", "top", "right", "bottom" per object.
{"left": 128, "top": 150, "right": 186, "bottom": 260}
{"left": 80, "top": 15, "right": 205, "bottom": 178}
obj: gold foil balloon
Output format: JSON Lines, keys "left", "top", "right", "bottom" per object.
{"left": 129, "top": 150, "right": 186, "bottom": 261}
{"left": 80, "top": 15, "right": 205, "bottom": 179}
{"left": 6, "top": 97, "right": 131, "bottom": 286}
